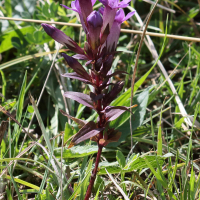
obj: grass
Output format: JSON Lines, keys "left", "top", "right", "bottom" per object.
{"left": 0, "top": 0, "right": 200, "bottom": 199}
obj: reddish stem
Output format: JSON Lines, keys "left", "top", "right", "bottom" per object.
{"left": 84, "top": 144, "right": 103, "bottom": 200}
{"left": 84, "top": 73, "right": 104, "bottom": 200}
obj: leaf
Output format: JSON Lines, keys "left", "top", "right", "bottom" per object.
{"left": 13, "top": 71, "right": 27, "bottom": 144}
{"left": 5, "top": 0, "right": 12, "bottom": 17}
{"left": 143, "top": 157, "right": 168, "bottom": 188}
{"left": 34, "top": 31, "right": 43, "bottom": 44}
{"left": 42, "top": 24, "right": 84, "bottom": 54}
{"left": 50, "top": 2, "right": 59, "bottom": 18}
{"left": 64, "top": 91, "right": 94, "bottom": 109}
{"left": 53, "top": 145, "right": 115, "bottom": 158}
{"left": 98, "top": 155, "right": 166, "bottom": 175}
{"left": 11, "top": 37, "right": 23, "bottom": 49}
{"left": 5, "top": 175, "right": 42, "bottom": 192}
{"left": 0, "top": 26, "right": 36, "bottom": 53}
{"left": 68, "top": 121, "right": 103, "bottom": 148}
{"left": 42, "top": 2, "right": 51, "bottom": 18}
{"left": 63, "top": 123, "right": 74, "bottom": 146}
{"left": 62, "top": 72, "right": 93, "bottom": 85}
{"left": 104, "top": 106, "right": 134, "bottom": 122}
{"left": 60, "top": 109, "right": 87, "bottom": 128}
{"left": 62, "top": 54, "right": 90, "bottom": 80}
{"left": 108, "top": 89, "right": 149, "bottom": 147}
{"left": 103, "top": 70, "right": 128, "bottom": 80}
{"left": 103, "top": 81, "right": 124, "bottom": 107}
{"left": 116, "top": 150, "right": 126, "bottom": 168}
{"left": 98, "top": 129, "right": 121, "bottom": 146}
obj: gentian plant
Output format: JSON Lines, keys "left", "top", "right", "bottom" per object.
{"left": 42, "top": 0, "right": 135, "bottom": 199}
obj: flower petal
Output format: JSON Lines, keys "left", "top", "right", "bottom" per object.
{"left": 123, "top": 11, "right": 135, "bottom": 22}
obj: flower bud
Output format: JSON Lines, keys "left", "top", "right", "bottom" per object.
{"left": 87, "top": 11, "right": 103, "bottom": 50}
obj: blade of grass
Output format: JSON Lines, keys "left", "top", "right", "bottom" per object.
{"left": 6, "top": 163, "right": 23, "bottom": 200}
{"left": 0, "top": 70, "right": 6, "bottom": 102}
{"left": 13, "top": 71, "right": 27, "bottom": 146}
{"left": 5, "top": 175, "right": 43, "bottom": 192}
{"left": 0, "top": 157, "right": 54, "bottom": 174}
{"left": 105, "top": 168, "right": 129, "bottom": 200}
{"left": 0, "top": 50, "right": 66, "bottom": 70}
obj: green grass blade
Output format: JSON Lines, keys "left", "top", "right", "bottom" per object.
{"left": 14, "top": 71, "right": 27, "bottom": 147}
{"left": 6, "top": 163, "right": 23, "bottom": 200}
{"left": 0, "top": 70, "right": 6, "bottom": 102}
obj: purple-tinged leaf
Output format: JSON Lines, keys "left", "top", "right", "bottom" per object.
{"left": 94, "top": 57, "right": 103, "bottom": 71}
{"left": 62, "top": 72, "right": 93, "bottom": 85}
{"left": 99, "top": 128, "right": 121, "bottom": 147}
{"left": 60, "top": 109, "right": 87, "bottom": 127}
{"left": 100, "top": 71, "right": 127, "bottom": 89}
{"left": 103, "top": 81, "right": 124, "bottom": 107}
{"left": 103, "top": 106, "right": 133, "bottom": 121}
{"left": 90, "top": 92, "right": 104, "bottom": 101}
{"left": 84, "top": 42, "right": 93, "bottom": 59}
{"left": 99, "top": 83, "right": 115, "bottom": 90}
{"left": 68, "top": 121, "right": 104, "bottom": 148}
{"left": 64, "top": 91, "right": 94, "bottom": 109}
{"left": 85, "top": 60, "right": 93, "bottom": 66}
{"left": 62, "top": 53, "right": 91, "bottom": 81}
{"left": 42, "top": 24, "right": 84, "bottom": 55}
{"left": 100, "top": 54, "right": 114, "bottom": 75}
{"left": 100, "top": 24, "right": 110, "bottom": 45}
{"left": 72, "top": 54, "right": 88, "bottom": 60}
{"left": 101, "top": 70, "right": 128, "bottom": 80}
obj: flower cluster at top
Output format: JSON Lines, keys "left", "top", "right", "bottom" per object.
{"left": 42, "top": 0, "right": 135, "bottom": 148}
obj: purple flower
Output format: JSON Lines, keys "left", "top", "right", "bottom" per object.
{"left": 99, "top": 0, "right": 132, "bottom": 43}
{"left": 87, "top": 11, "right": 103, "bottom": 50}
{"left": 61, "top": 0, "right": 97, "bottom": 33}
{"left": 99, "top": 0, "right": 131, "bottom": 8}
{"left": 61, "top": 0, "right": 81, "bottom": 13}
{"left": 105, "top": 9, "right": 135, "bottom": 52}
{"left": 41, "top": 24, "right": 85, "bottom": 55}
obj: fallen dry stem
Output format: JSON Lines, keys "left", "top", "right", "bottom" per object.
{"left": 1, "top": 17, "right": 200, "bottom": 42}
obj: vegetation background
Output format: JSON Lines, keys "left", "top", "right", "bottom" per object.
{"left": 0, "top": 0, "right": 200, "bottom": 199}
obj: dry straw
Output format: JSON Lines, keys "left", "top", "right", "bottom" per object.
{"left": 1, "top": 17, "right": 200, "bottom": 42}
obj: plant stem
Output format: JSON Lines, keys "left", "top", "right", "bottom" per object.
{"left": 84, "top": 144, "right": 103, "bottom": 200}
{"left": 84, "top": 73, "right": 104, "bottom": 200}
